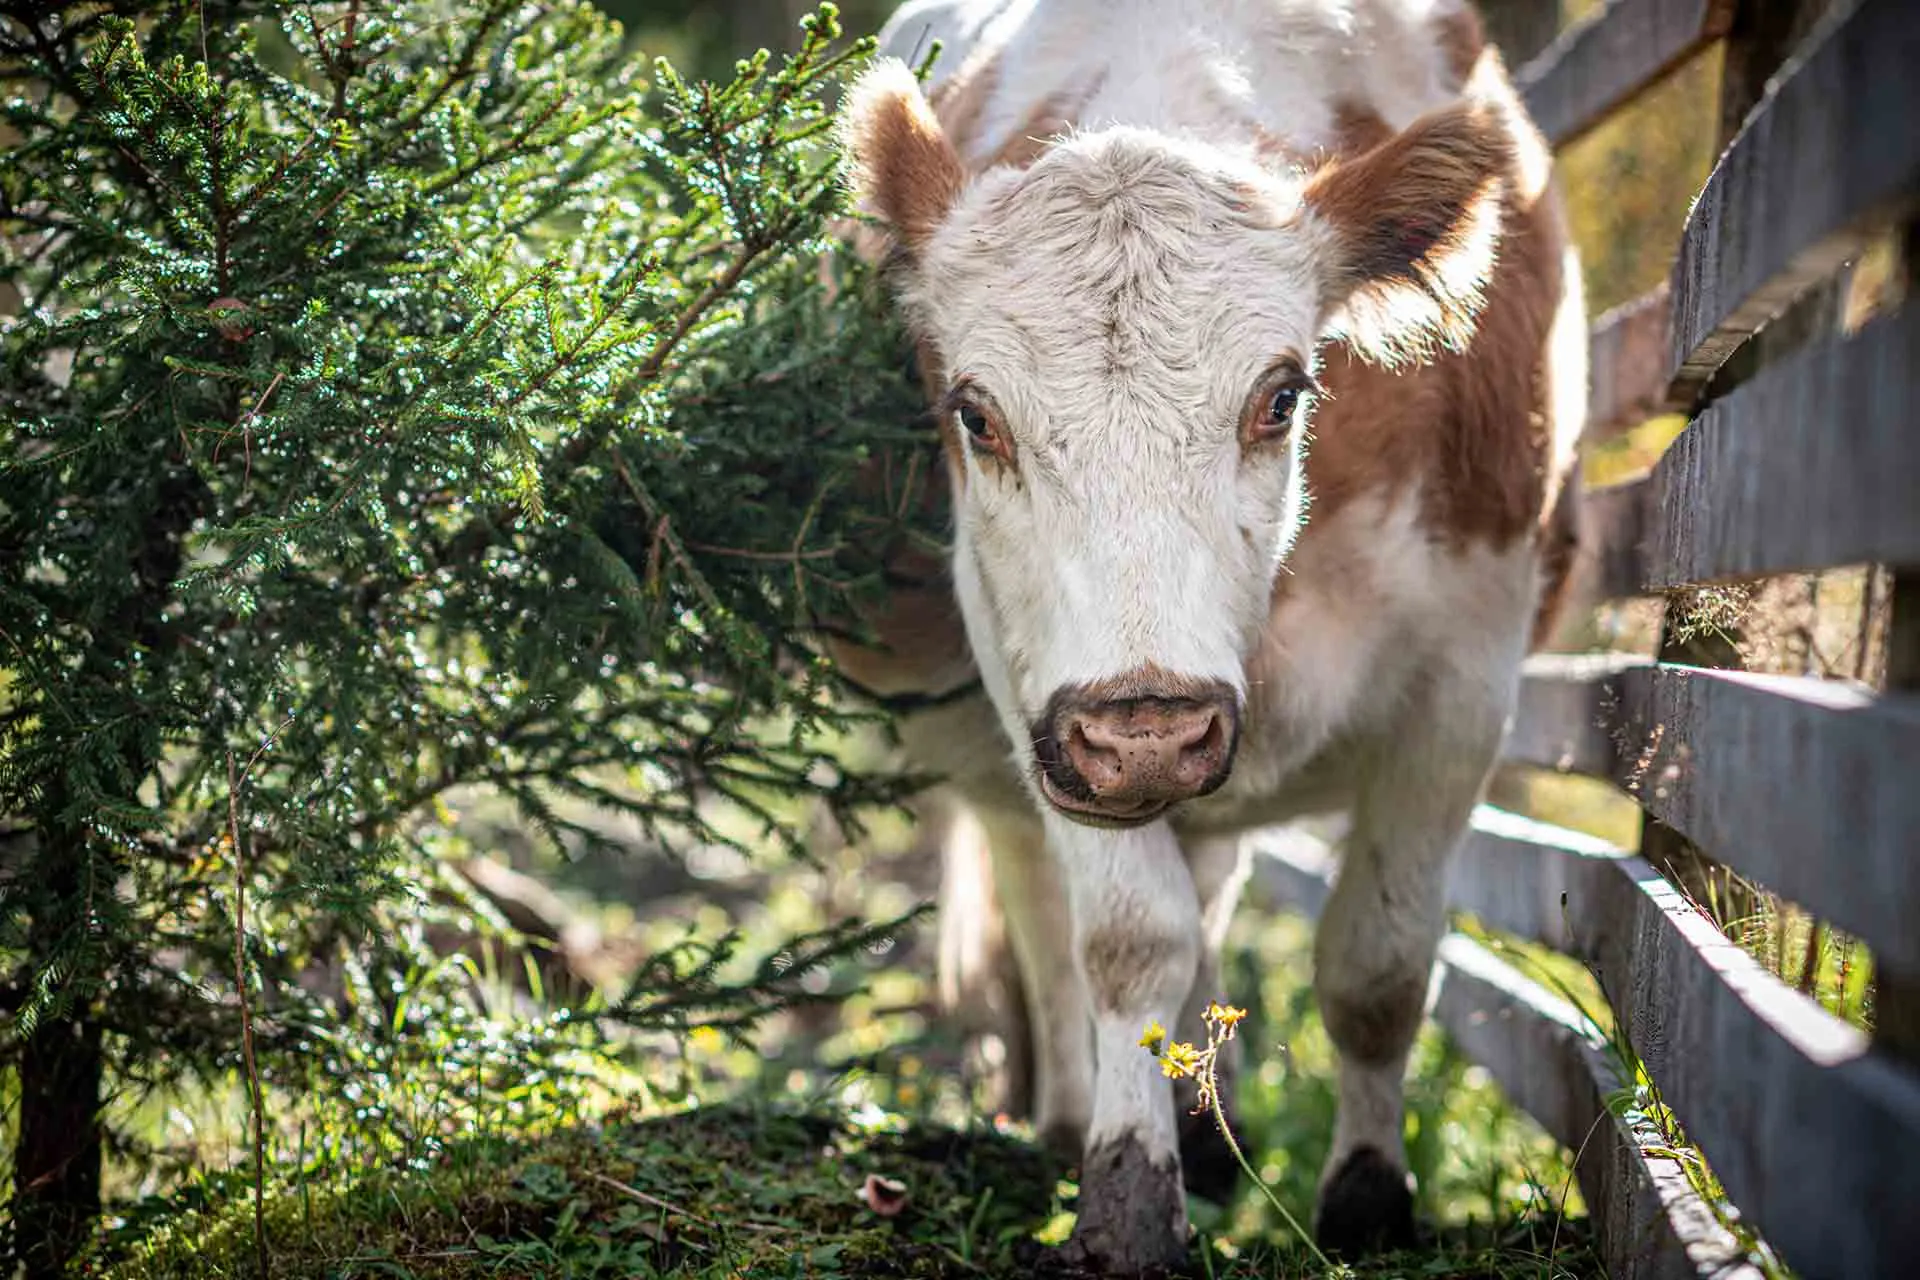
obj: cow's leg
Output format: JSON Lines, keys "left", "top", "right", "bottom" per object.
{"left": 1174, "top": 833, "right": 1251, "bottom": 1202}
{"left": 1055, "top": 815, "right": 1201, "bottom": 1274}
{"left": 1311, "top": 685, "right": 1505, "bottom": 1256}
{"left": 934, "top": 800, "right": 1032, "bottom": 1117}
{"left": 970, "top": 803, "right": 1095, "bottom": 1154}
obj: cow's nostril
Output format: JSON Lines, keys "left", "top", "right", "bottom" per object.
{"left": 1065, "top": 721, "right": 1125, "bottom": 790}
{"left": 1174, "top": 712, "right": 1228, "bottom": 785}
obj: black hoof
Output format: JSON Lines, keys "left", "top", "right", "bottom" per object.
{"left": 1176, "top": 1104, "right": 1241, "bottom": 1205}
{"left": 1067, "top": 1135, "right": 1190, "bottom": 1275}
{"left": 1314, "top": 1145, "right": 1417, "bottom": 1258}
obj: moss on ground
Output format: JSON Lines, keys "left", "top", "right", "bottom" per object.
{"left": 104, "top": 1100, "right": 1600, "bottom": 1279}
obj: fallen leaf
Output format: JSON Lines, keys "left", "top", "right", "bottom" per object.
{"left": 858, "top": 1173, "right": 909, "bottom": 1217}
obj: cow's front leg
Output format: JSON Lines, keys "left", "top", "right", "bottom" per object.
{"left": 1311, "top": 688, "right": 1507, "bottom": 1256}
{"left": 1053, "top": 814, "right": 1200, "bottom": 1275}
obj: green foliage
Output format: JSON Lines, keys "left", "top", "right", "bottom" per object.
{"left": 1, "top": 0, "right": 933, "bottom": 1265}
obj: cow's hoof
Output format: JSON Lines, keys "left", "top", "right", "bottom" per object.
{"left": 1176, "top": 1104, "right": 1240, "bottom": 1204}
{"left": 1314, "top": 1145, "right": 1418, "bottom": 1258}
{"left": 1065, "top": 1135, "right": 1190, "bottom": 1275}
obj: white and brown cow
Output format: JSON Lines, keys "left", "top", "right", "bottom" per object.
{"left": 833, "top": 0, "right": 1585, "bottom": 1269}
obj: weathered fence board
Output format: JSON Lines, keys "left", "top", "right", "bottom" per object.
{"left": 1508, "top": 651, "right": 1641, "bottom": 776}
{"left": 1449, "top": 806, "right": 1629, "bottom": 952}
{"left": 1587, "top": 285, "right": 1674, "bottom": 441}
{"left": 1604, "top": 664, "right": 1920, "bottom": 978}
{"left": 1643, "top": 309, "right": 1920, "bottom": 587}
{"left": 1516, "top": 0, "right": 1735, "bottom": 147}
{"left": 1667, "top": 0, "right": 1920, "bottom": 407}
{"left": 1567, "top": 854, "right": 1920, "bottom": 1279}
{"left": 1509, "top": 656, "right": 1920, "bottom": 977}
{"left": 1579, "top": 479, "right": 1653, "bottom": 603}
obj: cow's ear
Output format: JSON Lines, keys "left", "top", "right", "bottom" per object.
{"left": 1303, "top": 102, "right": 1511, "bottom": 359}
{"left": 840, "top": 59, "right": 966, "bottom": 255}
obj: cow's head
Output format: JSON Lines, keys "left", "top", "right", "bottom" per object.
{"left": 843, "top": 62, "right": 1511, "bottom": 826}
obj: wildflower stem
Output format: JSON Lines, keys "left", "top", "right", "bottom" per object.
{"left": 1202, "top": 1063, "right": 1332, "bottom": 1269}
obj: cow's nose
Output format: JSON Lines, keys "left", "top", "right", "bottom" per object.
{"left": 1035, "top": 681, "right": 1238, "bottom": 824}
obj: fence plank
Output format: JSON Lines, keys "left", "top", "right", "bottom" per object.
{"left": 1515, "top": 0, "right": 1734, "bottom": 147}
{"left": 1568, "top": 854, "right": 1920, "bottom": 1279}
{"left": 1605, "top": 664, "right": 1920, "bottom": 979}
{"left": 1587, "top": 285, "right": 1674, "bottom": 442}
{"left": 1579, "top": 478, "right": 1652, "bottom": 602}
{"left": 1449, "top": 806, "right": 1629, "bottom": 951}
{"left": 1667, "top": 0, "right": 1920, "bottom": 408}
{"left": 1643, "top": 309, "right": 1920, "bottom": 588}
{"left": 1507, "top": 651, "right": 1641, "bottom": 776}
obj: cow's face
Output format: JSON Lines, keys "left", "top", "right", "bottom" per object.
{"left": 844, "top": 63, "right": 1509, "bottom": 825}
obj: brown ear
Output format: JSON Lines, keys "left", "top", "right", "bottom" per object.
{"left": 841, "top": 59, "right": 967, "bottom": 255}
{"left": 1303, "top": 102, "right": 1512, "bottom": 359}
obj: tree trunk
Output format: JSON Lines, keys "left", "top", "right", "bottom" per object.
{"left": 13, "top": 842, "right": 105, "bottom": 1280}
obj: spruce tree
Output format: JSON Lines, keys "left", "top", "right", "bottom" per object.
{"left": 0, "top": 2, "right": 933, "bottom": 1272}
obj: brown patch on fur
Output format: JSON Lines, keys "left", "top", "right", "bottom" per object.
{"left": 1328, "top": 101, "right": 1394, "bottom": 157}
{"left": 1304, "top": 101, "right": 1511, "bottom": 356}
{"left": 1530, "top": 452, "right": 1584, "bottom": 649}
{"left": 1319, "top": 969, "right": 1427, "bottom": 1065}
{"left": 1303, "top": 70, "right": 1567, "bottom": 552}
{"left": 1080, "top": 923, "right": 1179, "bottom": 1015}
{"left": 1251, "top": 126, "right": 1297, "bottom": 165}
{"left": 820, "top": 563, "right": 974, "bottom": 701}
{"left": 845, "top": 65, "right": 967, "bottom": 253}
{"left": 1434, "top": 6, "right": 1487, "bottom": 88}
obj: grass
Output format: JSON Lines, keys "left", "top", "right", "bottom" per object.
{"left": 96, "top": 880, "right": 1607, "bottom": 1280}
{"left": 103, "top": 1096, "right": 1601, "bottom": 1279}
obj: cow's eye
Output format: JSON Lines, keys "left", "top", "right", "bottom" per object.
{"left": 1244, "top": 365, "right": 1317, "bottom": 446}
{"left": 1267, "top": 385, "right": 1302, "bottom": 424}
{"left": 950, "top": 391, "right": 1014, "bottom": 465}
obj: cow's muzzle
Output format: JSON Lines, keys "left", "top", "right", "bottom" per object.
{"left": 1032, "top": 675, "right": 1240, "bottom": 826}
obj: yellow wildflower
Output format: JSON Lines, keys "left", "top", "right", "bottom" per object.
{"left": 1137, "top": 1019, "right": 1167, "bottom": 1054}
{"left": 1204, "top": 1002, "right": 1248, "bottom": 1031}
{"left": 1159, "top": 1041, "right": 1203, "bottom": 1079}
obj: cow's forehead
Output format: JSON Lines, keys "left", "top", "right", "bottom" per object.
{"left": 912, "top": 131, "right": 1325, "bottom": 415}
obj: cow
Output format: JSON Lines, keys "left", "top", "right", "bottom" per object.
{"left": 831, "top": 0, "right": 1587, "bottom": 1270}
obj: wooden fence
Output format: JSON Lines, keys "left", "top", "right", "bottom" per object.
{"left": 1251, "top": 2, "right": 1920, "bottom": 1275}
